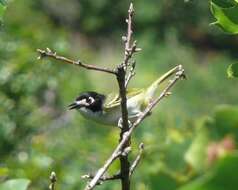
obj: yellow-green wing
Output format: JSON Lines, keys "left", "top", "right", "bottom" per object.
{"left": 104, "top": 93, "right": 120, "bottom": 109}
{"left": 104, "top": 88, "right": 144, "bottom": 109}
{"left": 127, "top": 88, "right": 144, "bottom": 98}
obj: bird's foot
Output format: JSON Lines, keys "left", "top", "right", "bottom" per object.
{"left": 117, "top": 118, "right": 123, "bottom": 129}
{"left": 117, "top": 118, "right": 132, "bottom": 129}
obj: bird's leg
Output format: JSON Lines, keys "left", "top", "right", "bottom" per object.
{"left": 117, "top": 118, "right": 123, "bottom": 129}
{"left": 128, "top": 120, "right": 132, "bottom": 128}
{"left": 117, "top": 118, "right": 132, "bottom": 129}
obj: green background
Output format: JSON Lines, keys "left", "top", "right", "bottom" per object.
{"left": 0, "top": 0, "right": 238, "bottom": 189}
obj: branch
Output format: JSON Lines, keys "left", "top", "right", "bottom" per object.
{"left": 84, "top": 65, "right": 185, "bottom": 190}
{"left": 123, "top": 41, "right": 138, "bottom": 68}
{"left": 125, "top": 61, "right": 136, "bottom": 88}
{"left": 85, "top": 4, "right": 137, "bottom": 190}
{"left": 117, "top": 3, "right": 137, "bottom": 190}
{"left": 81, "top": 173, "right": 121, "bottom": 185}
{"left": 37, "top": 48, "right": 116, "bottom": 75}
{"left": 124, "top": 3, "right": 134, "bottom": 61}
{"left": 117, "top": 2, "right": 137, "bottom": 133}
{"left": 116, "top": 65, "right": 130, "bottom": 132}
{"left": 116, "top": 67, "right": 130, "bottom": 190}
{"left": 129, "top": 143, "right": 144, "bottom": 177}
{"left": 84, "top": 151, "right": 122, "bottom": 190}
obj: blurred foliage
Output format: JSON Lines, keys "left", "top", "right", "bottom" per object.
{"left": 0, "top": 0, "right": 6, "bottom": 23}
{"left": 179, "top": 153, "right": 238, "bottom": 190}
{"left": 40, "top": 0, "right": 238, "bottom": 54}
{"left": 210, "top": 0, "right": 238, "bottom": 34}
{"left": 0, "top": 179, "right": 30, "bottom": 190}
{"left": 227, "top": 63, "right": 238, "bottom": 77}
{"left": 0, "top": 0, "right": 238, "bottom": 190}
{"left": 210, "top": 0, "right": 238, "bottom": 78}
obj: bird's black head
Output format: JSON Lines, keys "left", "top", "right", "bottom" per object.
{"left": 68, "top": 91, "right": 105, "bottom": 112}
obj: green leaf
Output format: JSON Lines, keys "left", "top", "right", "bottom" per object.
{"left": 210, "top": 2, "right": 238, "bottom": 34}
{"left": 213, "top": 105, "right": 238, "bottom": 140}
{"left": 227, "top": 63, "right": 238, "bottom": 77}
{"left": 185, "top": 125, "right": 210, "bottom": 172}
{"left": 179, "top": 153, "right": 238, "bottom": 190}
{"left": 211, "top": 0, "right": 237, "bottom": 8}
{"left": 0, "top": 167, "right": 9, "bottom": 177}
{"left": 0, "top": 179, "right": 30, "bottom": 190}
{"left": 0, "top": 1, "right": 6, "bottom": 21}
{"left": 0, "top": 0, "right": 6, "bottom": 5}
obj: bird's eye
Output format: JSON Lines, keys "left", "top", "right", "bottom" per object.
{"left": 88, "top": 97, "right": 95, "bottom": 104}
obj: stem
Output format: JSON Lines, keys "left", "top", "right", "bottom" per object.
{"left": 117, "top": 66, "right": 130, "bottom": 190}
{"left": 37, "top": 48, "right": 116, "bottom": 75}
{"left": 117, "top": 3, "right": 135, "bottom": 189}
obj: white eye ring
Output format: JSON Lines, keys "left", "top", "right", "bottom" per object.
{"left": 88, "top": 97, "right": 95, "bottom": 104}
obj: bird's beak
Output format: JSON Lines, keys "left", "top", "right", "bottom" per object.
{"left": 68, "top": 99, "right": 89, "bottom": 110}
{"left": 68, "top": 102, "right": 79, "bottom": 110}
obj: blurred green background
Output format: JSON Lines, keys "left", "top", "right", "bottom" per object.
{"left": 1, "top": 0, "right": 238, "bottom": 189}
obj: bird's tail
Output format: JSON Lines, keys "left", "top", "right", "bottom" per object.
{"left": 145, "top": 65, "right": 182, "bottom": 99}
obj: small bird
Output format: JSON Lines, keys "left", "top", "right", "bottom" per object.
{"left": 68, "top": 67, "right": 179, "bottom": 126}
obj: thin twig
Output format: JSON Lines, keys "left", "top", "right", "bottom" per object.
{"left": 49, "top": 171, "right": 57, "bottom": 190}
{"left": 125, "top": 61, "right": 136, "bottom": 88}
{"left": 84, "top": 65, "right": 185, "bottom": 190}
{"left": 124, "top": 3, "right": 134, "bottom": 61}
{"left": 84, "top": 151, "right": 122, "bottom": 190}
{"left": 123, "top": 41, "right": 137, "bottom": 69}
{"left": 129, "top": 143, "right": 144, "bottom": 177}
{"left": 37, "top": 48, "right": 116, "bottom": 75}
{"left": 81, "top": 173, "right": 121, "bottom": 185}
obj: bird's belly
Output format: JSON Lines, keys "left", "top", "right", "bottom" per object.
{"left": 79, "top": 107, "right": 121, "bottom": 126}
{"left": 102, "top": 108, "right": 122, "bottom": 125}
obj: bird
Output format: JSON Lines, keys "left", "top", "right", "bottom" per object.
{"left": 68, "top": 66, "right": 180, "bottom": 126}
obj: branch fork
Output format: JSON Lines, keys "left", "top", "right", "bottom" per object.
{"left": 129, "top": 143, "right": 144, "bottom": 177}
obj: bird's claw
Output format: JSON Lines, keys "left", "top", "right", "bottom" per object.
{"left": 117, "top": 118, "right": 132, "bottom": 129}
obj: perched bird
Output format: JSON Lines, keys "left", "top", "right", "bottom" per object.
{"left": 68, "top": 67, "right": 179, "bottom": 126}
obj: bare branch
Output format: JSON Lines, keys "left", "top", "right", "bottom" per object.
{"left": 84, "top": 65, "right": 185, "bottom": 190}
{"left": 84, "top": 5, "right": 139, "bottom": 189}
{"left": 116, "top": 65, "right": 131, "bottom": 190}
{"left": 37, "top": 48, "right": 116, "bottom": 75}
{"left": 124, "top": 3, "right": 134, "bottom": 57}
{"left": 116, "top": 65, "right": 130, "bottom": 132}
{"left": 125, "top": 61, "right": 136, "bottom": 88}
{"left": 84, "top": 151, "right": 122, "bottom": 190}
{"left": 49, "top": 171, "right": 57, "bottom": 190}
{"left": 116, "top": 3, "right": 137, "bottom": 190}
{"left": 123, "top": 41, "right": 137, "bottom": 68}
{"left": 129, "top": 143, "right": 144, "bottom": 177}
{"left": 82, "top": 173, "right": 121, "bottom": 185}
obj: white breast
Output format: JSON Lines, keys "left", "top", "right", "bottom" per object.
{"left": 78, "top": 107, "right": 121, "bottom": 125}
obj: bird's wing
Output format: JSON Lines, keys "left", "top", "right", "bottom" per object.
{"left": 104, "top": 93, "right": 120, "bottom": 109}
{"left": 104, "top": 88, "right": 144, "bottom": 109}
{"left": 145, "top": 66, "right": 180, "bottom": 99}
